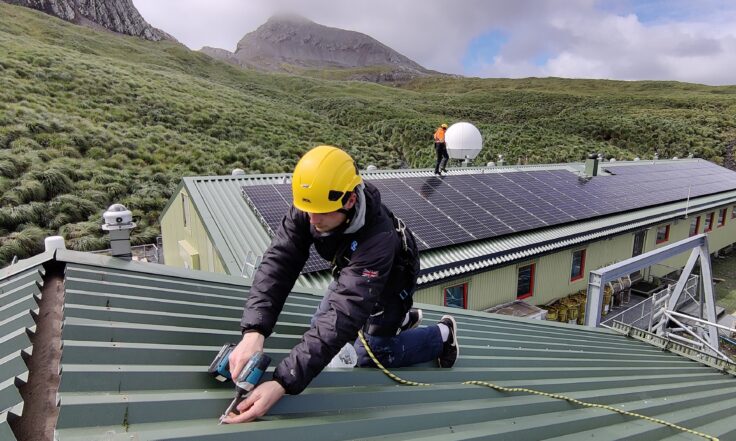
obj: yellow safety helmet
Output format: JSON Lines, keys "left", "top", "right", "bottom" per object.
{"left": 441, "top": 123, "right": 448, "bottom": 129}
{"left": 292, "top": 145, "right": 363, "bottom": 213}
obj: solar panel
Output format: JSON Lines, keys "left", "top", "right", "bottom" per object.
{"left": 242, "top": 161, "right": 736, "bottom": 274}
{"left": 241, "top": 185, "right": 332, "bottom": 273}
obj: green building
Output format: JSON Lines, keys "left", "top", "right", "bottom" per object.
{"left": 160, "top": 159, "right": 736, "bottom": 312}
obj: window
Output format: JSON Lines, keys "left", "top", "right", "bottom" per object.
{"left": 182, "top": 193, "right": 191, "bottom": 229}
{"left": 689, "top": 216, "right": 700, "bottom": 237}
{"left": 517, "top": 263, "right": 535, "bottom": 299}
{"left": 732, "top": 205, "right": 736, "bottom": 220}
{"left": 444, "top": 283, "right": 467, "bottom": 309}
{"left": 655, "top": 225, "right": 670, "bottom": 244}
{"left": 704, "top": 212, "right": 714, "bottom": 232}
{"left": 570, "top": 249, "right": 586, "bottom": 282}
{"left": 631, "top": 230, "right": 646, "bottom": 279}
{"left": 718, "top": 208, "right": 727, "bottom": 227}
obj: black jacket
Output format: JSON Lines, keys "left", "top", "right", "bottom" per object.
{"left": 240, "top": 182, "right": 419, "bottom": 394}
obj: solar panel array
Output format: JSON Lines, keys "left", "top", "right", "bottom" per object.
{"left": 240, "top": 184, "right": 332, "bottom": 273}
{"left": 242, "top": 161, "right": 736, "bottom": 274}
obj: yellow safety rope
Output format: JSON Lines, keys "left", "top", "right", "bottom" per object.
{"left": 357, "top": 330, "right": 718, "bottom": 441}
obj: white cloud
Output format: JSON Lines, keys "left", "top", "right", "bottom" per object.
{"left": 131, "top": 0, "right": 736, "bottom": 85}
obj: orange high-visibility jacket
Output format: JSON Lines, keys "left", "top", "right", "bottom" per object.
{"left": 434, "top": 127, "right": 446, "bottom": 143}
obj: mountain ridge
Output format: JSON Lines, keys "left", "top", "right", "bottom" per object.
{"left": 1, "top": 0, "right": 174, "bottom": 41}
{"left": 201, "top": 14, "right": 435, "bottom": 82}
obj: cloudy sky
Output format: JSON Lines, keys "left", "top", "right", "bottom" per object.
{"left": 133, "top": 0, "right": 736, "bottom": 85}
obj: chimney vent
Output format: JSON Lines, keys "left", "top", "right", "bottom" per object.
{"left": 584, "top": 153, "right": 600, "bottom": 177}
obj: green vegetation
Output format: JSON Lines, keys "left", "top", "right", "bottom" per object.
{"left": 1, "top": 3, "right": 735, "bottom": 265}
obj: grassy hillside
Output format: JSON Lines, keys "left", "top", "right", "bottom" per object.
{"left": 1, "top": 2, "right": 735, "bottom": 265}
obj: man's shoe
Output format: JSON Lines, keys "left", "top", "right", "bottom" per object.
{"left": 399, "top": 309, "right": 423, "bottom": 333}
{"left": 438, "top": 315, "right": 459, "bottom": 368}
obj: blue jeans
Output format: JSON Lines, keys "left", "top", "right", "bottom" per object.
{"left": 354, "top": 326, "right": 444, "bottom": 367}
{"left": 311, "top": 293, "right": 444, "bottom": 368}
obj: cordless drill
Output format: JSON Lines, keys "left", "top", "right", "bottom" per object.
{"left": 208, "top": 344, "right": 272, "bottom": 424}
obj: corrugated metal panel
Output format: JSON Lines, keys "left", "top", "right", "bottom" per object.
{"left": 3, "top": 251, "right": 722, "bottom": 440}
{"left": 0, "top": 261, "right": 45, "bottom": 441}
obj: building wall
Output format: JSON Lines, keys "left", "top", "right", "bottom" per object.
{"left": 161, "top": 188, "right": 225, "bottom": 273}
{"left": 416, "top": 203, "right": 736, "bottom": 311}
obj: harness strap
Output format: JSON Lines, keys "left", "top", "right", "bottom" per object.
{"left": 394, "top": 216, "right": 409, "bottom": 253}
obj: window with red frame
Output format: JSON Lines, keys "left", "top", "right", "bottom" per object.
{"left": 655, "top": 224, "right": 670, "bottom": 244}
{"left": 718, "top": 208, "right": 727, "bottom": 227}
{"left": 570, "top": 249, "right": 586, "bottom": 282}
{"left": 517, "top": 263, "right": 535, "bottom": 299}
{"left": 704, "top": 212, "right": 714, "bottom": 232}
{"left": 444, "top": 283, "right": 467, "bottom": 309}
{"left": 689, "top": 216, "right": 700, "bottom": 237}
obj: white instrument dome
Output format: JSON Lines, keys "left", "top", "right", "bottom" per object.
{"left": 445, "top": 122, "right": 482, "bottom": 160}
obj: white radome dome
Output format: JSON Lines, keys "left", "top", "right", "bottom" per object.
{"left": 445, "top": 122, "right": 482, "bottom": 160}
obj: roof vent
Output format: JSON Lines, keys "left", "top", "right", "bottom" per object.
{"left": 486, "top": 161, "right": 496, "bottom": 167}
{"left": 232, "top": 169, "right": 246, "bottom": 176}
{"left": 585, "top": 153, "right": 600, "bottom": 177}
{"left": 634, "top": 157, "right": 640, "bottom": 161}
{"left": 366, "top": 165, "right": 377, "bottom": 171}
{"left": 446, "top": 122, "right": 482, "bottom": 161}
{"left": 44, "top": 236, "right": 66, "bottom": 252}
{"left": 672, "top": 156, "right": 679, "bottom": 160}
{"left": 497, "top": 154, "right": 505, "bottom": 167}
{"left": 102, "top": 204, "right": 136, "bottom": 261}
{"left": 610, "top": 158, "right": 617, "bottom": 162}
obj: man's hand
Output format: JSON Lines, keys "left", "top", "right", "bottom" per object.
{"left": 228, "top": 332, "right": 265, "bottom": 381}
{"left": 221, "top": 381, "right": 286, "bottom": 424}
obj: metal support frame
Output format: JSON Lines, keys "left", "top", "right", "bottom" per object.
{"left": 241, "top": 250, "right": 262, "bottom": 278}
{"left": 587, "top": 233, "right": 729, "bottom": 360}
{"left": 585, "top": 234, "right": 713, "bottom": 325}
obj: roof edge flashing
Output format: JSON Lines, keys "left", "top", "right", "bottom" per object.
{"left": 609, "top": 321, "right": 736, "bottom": 376}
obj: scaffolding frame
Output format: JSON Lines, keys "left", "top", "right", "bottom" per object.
{"left": 585, "top": 233, "right": 719, "bottom": 353}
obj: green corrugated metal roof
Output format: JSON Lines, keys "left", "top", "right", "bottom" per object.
{"left": 0, "top": 254, "right": 47, "bottom": 439}
{"left": 176, "top": 159, "right": 736, "bottom": 289}
{"left": 1, "top": 249, "right": 735, "bottom": 440}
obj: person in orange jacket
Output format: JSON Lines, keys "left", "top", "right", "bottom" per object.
{"left": 433, "top": 123, "right": 449, "bottom": 175}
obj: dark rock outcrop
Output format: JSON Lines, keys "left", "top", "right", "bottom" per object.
{"left": 201, "top": 14, "right": 434, "bottom": 81}
{"left": 2, "top": 0, "right": 175, "bottom": 41}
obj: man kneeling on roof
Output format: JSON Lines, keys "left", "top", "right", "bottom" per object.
{"left": 223, "top": 145, "right": 460, "bottom": 424}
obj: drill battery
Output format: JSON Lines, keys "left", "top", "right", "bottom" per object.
{"left": 208, "top": 343, "right": 237, "bottom": 382}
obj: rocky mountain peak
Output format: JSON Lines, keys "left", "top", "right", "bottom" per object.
{"left": 2, "top": 0, "right": 175, "bottom": 41}
{"left": 265, "top": 12, "right": 313, "bottom": 26}
{"left": 200, "top": 14, "right": 432, "bottom": 82}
